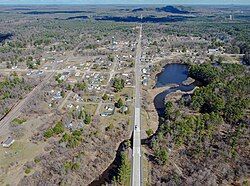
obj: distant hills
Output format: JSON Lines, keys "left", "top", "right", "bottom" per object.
{"left": 156, "top": 5, "right": 189, "bottom": 14}
{"left": 24, "top": 10, "right": 92, "bottom": 15}
{"left": 132, "top": 8, "right": 144, "bottom": 12}
{"left": 130, "top": 5, "right": 190, "bottom": 14}
{"left": 95, "top": 15, "right": 190, "bottom": 23}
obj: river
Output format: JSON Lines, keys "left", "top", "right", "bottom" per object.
{"left": 89, "top": 136, "right": 132, "bottom": 186}
{"left": 89, "top": 63, "right": 197, "bottom": 185}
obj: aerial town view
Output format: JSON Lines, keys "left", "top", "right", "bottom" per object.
{"left": 0, "top": 0, "right": 249, "bottom": 185}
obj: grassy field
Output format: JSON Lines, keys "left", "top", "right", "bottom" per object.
{"left": 0, "top": 116, "right": 48, "bottom": 185}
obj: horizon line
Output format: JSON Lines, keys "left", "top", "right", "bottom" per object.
{"left": 1, "top": 3, "right": 250, "bottom": 5}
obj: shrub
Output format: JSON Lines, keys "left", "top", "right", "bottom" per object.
{"left": 53, "top": 121, "right": 65, "bottom": 134}
{"left": 24, "top": 168, "right": 32, "bottom": 174}
{"left": 84, "top": 114, "right": 92, "bottom": 124}
{"left": 146, "top": 129, "right": 154, "bottom": 136}
{"left": 43, "top": 128, "right": 54, "bottom": 138}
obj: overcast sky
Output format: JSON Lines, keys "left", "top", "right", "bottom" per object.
{"left": 0, "top": 0, "right": 249, "bottom": 5}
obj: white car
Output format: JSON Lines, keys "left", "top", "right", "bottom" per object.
{"left": 37, "top": 70, "right": 44, "bottom": 75}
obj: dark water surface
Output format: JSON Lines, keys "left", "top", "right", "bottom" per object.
{"left": 154, "top": 85, "right": 196, "bottom": 116}
{"left": 89, "top": 136, "right": 132, "bottom": 186}
{"left": 155, "top": 64, "right": 189, "bottom": 87}
{"left": 0, "top": 33, "right": 13, "bottom": 43}
{"left": 90, "top": 64, "right": 196, "bottom": 185}
{"left": 154, "top": 64, "right": 197, "bottom": 116}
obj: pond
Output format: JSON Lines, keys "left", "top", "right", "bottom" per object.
{"left": 89, "top": 64, "right": 197, "bottom": 185}
{"left": 155, "top": 63, "right": 189, "bottom": 87}
{"left": 154, "top": 64, "right": 197, "bottom": 116}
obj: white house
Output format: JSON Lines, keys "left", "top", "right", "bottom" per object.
{"left": 2, "top": 137, "right": 15, "bottom": 148}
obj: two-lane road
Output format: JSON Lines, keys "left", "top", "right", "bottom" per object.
{"left": 132, "top": 24, "right": 142, "bottom": 186}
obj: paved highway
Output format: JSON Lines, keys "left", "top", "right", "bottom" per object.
{"left": 132, "top": 24, "right": 142, "bottom": 186}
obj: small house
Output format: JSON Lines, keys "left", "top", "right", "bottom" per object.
{"left": 208, "top": 48, "right": 219, "bottom": 54}
{"left": 2, "top": 137, "right": 15, "bottom": 148}
{"left": 142, "top": 79, "right": 148, "bottom": 86}
{"left": 53, "top": 91, "right": 62, "bottom": 99}
{"left": 65, "top": 122, "right": 73, "bottom": 130}
{"left": 100, "top": 112, "right": 112, "bottom": 117}
{"left": 105, "top": 105, "right": 115, "bottom": 111}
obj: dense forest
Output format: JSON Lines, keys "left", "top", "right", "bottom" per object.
{"left": 149, "top": 63, "right": 249, "bottom": 185}
{"left": 0, "top": 74, "right": 34, "bottom": 118}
